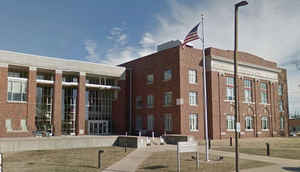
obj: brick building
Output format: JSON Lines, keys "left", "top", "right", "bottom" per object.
{"left": 114, "top": 41, "right": 289, "bottom": 139}
{"left": 0, "top": 50, "right": 125, "bottom": 137}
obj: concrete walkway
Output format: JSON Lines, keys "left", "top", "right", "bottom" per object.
{"left": 103, "top": 144, "right": 300, "bottom": 172}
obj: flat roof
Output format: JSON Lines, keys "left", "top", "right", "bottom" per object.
{"left": 0, "top": 50, "right": 125, "bottom": 77}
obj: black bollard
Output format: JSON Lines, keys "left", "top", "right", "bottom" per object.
{"left": 124, "top": 142, "right": 127, "bottom": 153}
{"left": 266, "top": 143, "right": 270, "bottom": 156}
{"left": 230, "top": 136, "right": 233, "bottom": 146}
{"left": 208, "top": 139, "right": 211, "bottom": 149}
{"left": 98, "top": 150, "right": 104, "bottom": 168}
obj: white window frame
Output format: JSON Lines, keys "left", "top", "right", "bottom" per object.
{"left": 188, "top": 70, "right": 197, "bottom": 84}
{"left": 147, "top": 115, "right": 154, "bottom": 130}
{"left": 278, "top": 84, "right": 283, "bottom": 96}
{"left": 226, "top": 77, "right": 235, "bottom": 101}
{"left": 279, "top": 100, "right": 283, "bottom": 112}
{"left": 147, "top": 74, "right": 154, "bottom": 84}
{"left": 164, "top": 114, "right": 172, "bottom": 131}
{"left": 260, "top": 83, "right": 268, "bottom": 104}
{"left": 189, "top": 91, "right": 198, "bottom": 106}
{"left": 245, "top": 116, "right": 253, "bottom": 131}
{"left": 244, "top": 80, "right": 252, "bottom": 103}
{"left": 147, "top": 95, "right": 154, "bottom": 108}
{"left": 7, "top": 77, "right": 28, "bottom": 103}
{"left": 164, "top": 92, "right": 172, "bottom": 106}
{"left": 189, "top": 113, "right": 198, "bottom": 131}
{"left": 164, "top": 69, "right": 172, "bottom": 81}
{"left": 261, "top": 116, "right": 268, "bottom": 130}
{"left": 280, "top": 116, "right": 284, "bottom": 130}
{"left": 227, "top": 115, "right": 235, "bottom": 131}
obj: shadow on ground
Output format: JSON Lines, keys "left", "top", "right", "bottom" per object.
{"left": 142, "top": 165, "right": 168, "bottom": 170}
{"left": 281, "top": 167, "right": 300, "bottom": 172}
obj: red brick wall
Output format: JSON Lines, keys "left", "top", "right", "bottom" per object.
{"left": 76, "top": 74, "right": 86, "bottom": 135}
{"left": 52, "top": 71, "right": 62, "bottom": 136}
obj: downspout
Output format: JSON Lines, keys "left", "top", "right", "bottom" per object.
{"left": 218, "top": 73, "right": 222, "bottom": 139}
{"left": 128, "top": 68, "right": 133, "bottom": 134}
{"left": 254, "top": 79, "right": 258, "bottom": 137}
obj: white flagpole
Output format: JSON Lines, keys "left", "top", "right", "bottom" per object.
{"left": 201, "top": 14, "right": 209, "bottom": 161}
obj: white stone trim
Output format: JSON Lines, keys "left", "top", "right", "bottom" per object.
{"left": 62, "top": 82, "right": 78, "bottom": 86}
{"left": 29, "top": 66, "right": 37, "bottom": 71}
{"left": 36, "top": 79, "right": 54, "bottom": 84}
{"left": 85, "top": 83, "right": 120, "bottom": 90}
{"left": 56, "top": 70, "right": 62, "bottom": 74}
{"left": 80, "top": 72, "right": 86, "bottom": 76}
{"left": 0, "top": 63, "right": 8, "bottom": 67}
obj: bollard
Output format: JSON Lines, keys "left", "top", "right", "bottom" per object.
{"left": 139, "top": 131, "right": 141, "bottom": 137}
{"left": 230, "top": 136, "right": 233, "bottom": 147}
{"left": 266, "top": 143, "right": 270, "bottom": 156}
{"left": 164, "top": 131, "right": 166, "bottom": 136}
{"left": 208, "top": 139, "right": 211, "bottom": 150}
{"left": 125, "top": 132, "right": 128, "bottom": 136}
{"left": 98, "top": 150, "right": 104, "bottom": 169}
{"left": 124, "top": 142, "right": 127, "bottom": 152}
{"left": 0, "top": 153, "right": 3, "bottom": 172}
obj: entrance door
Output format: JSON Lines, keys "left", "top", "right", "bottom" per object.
{"left": 88, "top": 120, "right": 109, "bottom": 135}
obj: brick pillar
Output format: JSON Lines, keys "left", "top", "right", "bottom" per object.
{"left": 27, "top": 67, "right": 37, "bottom": 134}
{"left": 53, "top": 70, "right": 62, "bottom": 136}
{"left": 76, "top": 72, "right": 86, "bottom": 135}
{"left": 0, "top": 64, "right": 8, "bottom": 137}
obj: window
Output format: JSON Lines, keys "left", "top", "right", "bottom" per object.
{"left": 164, "top": 92, "right": 172, "bottom": 105}
{"left": 189, "top": 92, "right": 198, "bottom": 106}
{"left": 164, "top": 69, "right": 172, "bottom": 81}
{"left": 136, "top": 96, "right": 143, "bottom": 108}
{"left": 189, "top": 113, "right": 198, "bottom": 131}
{"left": 147, "top": 74, "right": 154, "bottom": 84}
{"left": 136, "top": 115, "right": 142, "bottom": 130}
{"left": 147, "top": 95, "right": 154, "bottom": 108}
{"left": 62, "top": 75, "right": 78, "bottom": 82}
{"left": 279, "top": 100, "right": 283, "bottom": 112}
{"left": 261, "top": 117, "right": 268, "bottom": 130}
{"left": 227, "top": 116, "right": 235, "bottom": 130}
{"left": 147, "top": 115, "right": 154, "bottom": 130}
{"left": 278, "top": 84, "right": 283, "bottom": 96}
{"left": 226, "top": 77, "right": 235, "bottom": 100}
{"left": 7, "top": 78, "right": 27, "bottom": 102}
{"left": 106, "top": 79, "right": 115, "bottom": 86}
{"left": 164, "top": 114, "right": 172, "bottom": 131}
{"left": 280, "top": 116, "right": 284, "bottom": 129}
{"left": 245, "top": 116, "right": 253, "bottom": 130}
{"left": 244, "top": 80, "right": 252, "bottom": 103}
{"left": 188, "top": 70, "right": 197, "bottom": 84}
{"left": 260, "top": 83, "right": 268, "bottom": 104}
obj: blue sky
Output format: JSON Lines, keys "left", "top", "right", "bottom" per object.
{"left": 0, "top": 0, "right": 299, "bottom": 113}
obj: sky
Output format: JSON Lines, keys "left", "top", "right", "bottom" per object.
{"left": 0, "top": 0, "right": 299, "bottom": 113}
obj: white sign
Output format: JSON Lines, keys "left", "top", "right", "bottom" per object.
{"left": 177, "top": 141, "right": 199, "bottom": 172}
{"left": 236, "top": 122, "right": 241, "bottom": 133}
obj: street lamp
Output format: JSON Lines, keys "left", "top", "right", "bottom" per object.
{"left": 234, "top": 1, "right": 248, "bottom": 172}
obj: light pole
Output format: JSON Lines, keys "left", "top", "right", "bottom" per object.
{"left": 234, "top": 1, "right": 248, "bottom": 172}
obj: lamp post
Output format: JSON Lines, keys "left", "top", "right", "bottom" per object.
{"left": 234, "top": 1, "right": 248, "bottom": 172}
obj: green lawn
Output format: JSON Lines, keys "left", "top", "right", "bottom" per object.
{"left": 4, "top": 146, "right": 134, "bottom": 172}
{"left": 212, "top": 137, "right": 300, "bottom": 160}
{"left": 137, "top": 151, "right": 273, "bottom": 172}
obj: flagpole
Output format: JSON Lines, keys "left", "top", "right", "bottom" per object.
{"left": 201, "top": 14, "right": 209, "bottom": 161}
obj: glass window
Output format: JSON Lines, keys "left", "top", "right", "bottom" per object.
{"left": 164, "top": 114, "right": 172, "bottom": 131}
{"left": 147, "top": 74, "right": 154, "bottom": 84}
{"left": 278, "top": 84, "right": 283, "bottom": 96}
{"left": 189, "top": 92, "right": 198, "bottom": 106}
{"left": 244, "top": 80, "right": 252, "bottom": 102}
{"left": 136, "top": 96, "right": 143, "bottom": 109}
{"left": 136, "top": 115, "right": 143, "bottom": 130}
{"left": 7, "top": 78, "right": 27, "bottom": 102}
{"left": 279, "top": 100, "right": 283, "bottom": 112}
{"left": 261, "top": 117, "right": 268, "bottom": 130}
{"left": 189, "top": 113, "right": 198, "bottom": 131}
{"left": 147, "top": 115, "right": 154, "bottom": 130}
{"left": 280, "top": 116, "right": 284, "bottom": 129}
{"left": 147, "top": 95, "right": 154, "bottom": 108}
{"left": 188, "top": 70, "right": 197, "bottom": 84}
{"left": 245, "top": 116, "right": 253, "bottom": 130}
{"left": 164, "top": 92, "right": 172, "bottom": 105}
{"left": 226, "top": 77, "right": 235, "bottom": 100}
{"left": 260, "top": 83, "right": 268, "bottom": 104}
{"left": 164, "top": 69, "right": 172, "bottom": 81}
{"left": 227, "top": 116, "right": 235, "bottom": 130}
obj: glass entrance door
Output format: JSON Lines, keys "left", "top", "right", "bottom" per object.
{"left": 88, "top": 120, "right": 109, "bottom": 135}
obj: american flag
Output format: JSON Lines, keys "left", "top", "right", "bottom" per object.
{"left": 182, "top": 23, "right": 200, "bottom": 46}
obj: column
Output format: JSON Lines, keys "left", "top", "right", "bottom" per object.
{"left": 76, "top": 72, "right": 86, "bottom": 135}
{"left": 53, "top": 70, "right": 62, "bottom": 136}
{"left": 0, "top": 64, "right": 8, "bottom": 136}
{"left": 27, "top": 66, "right": 37, "bottom": 133}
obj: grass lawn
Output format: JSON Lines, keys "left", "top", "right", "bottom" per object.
{"left": 211, "top": 137, "right": 300, "bottom": 160}
{"left": 137, "top": 151, "right": 273, "bottom": 172}
{"left": 4, "top": 146, "right": 134, "bottom": 172}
